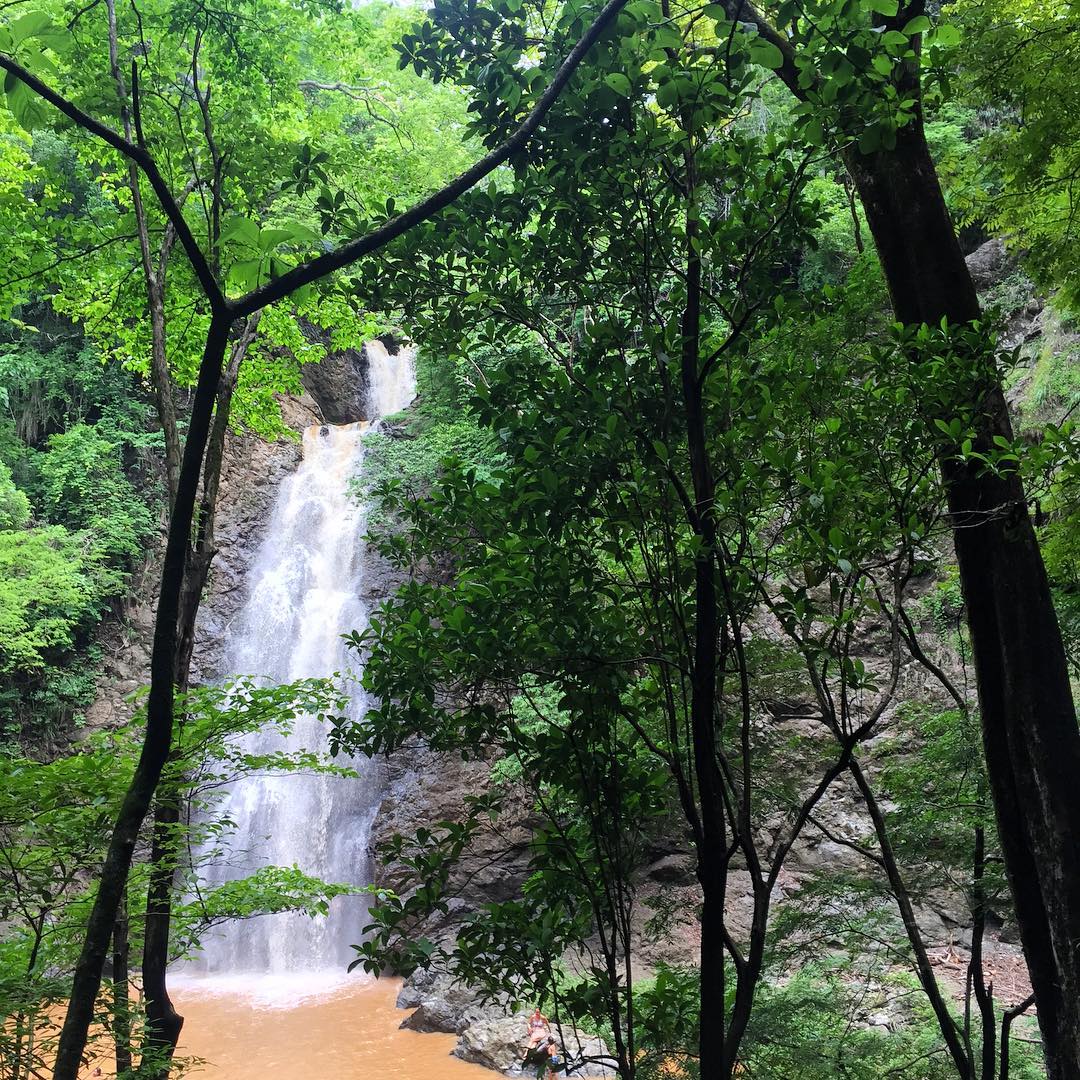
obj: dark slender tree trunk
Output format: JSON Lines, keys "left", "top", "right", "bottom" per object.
{"left": 680, "top": 215, "right": 733, "bottom": 1080}
{"left": 112, "top": 897, "right": 132, "bottom": 1078}
{"left": 969, "top": 825, "right": 997, "bottom": 1080}
{"left": 1001, "top": 994, "right": 1037, "bottom": 1080}
{"left": 53, "top": 316, "right": 232, "bottom": 1080}
{"left": 137, "top": 316, "right": 258, "bottom": 1079}
{"left": 139, "top": 796, "right": 183, "bottom": 1079}
{"left": 849, "top": 760, "right": 971, "bottom": 1076}
{"left": 846, "top": 121, "right": 1080, "bottom": 1080}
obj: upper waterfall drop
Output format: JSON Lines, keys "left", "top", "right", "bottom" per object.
{"left": 365, "top": 338, "right": 417, "bottom": 420}
{"left": 188, "top": 342, "right": 416, "bottom": 993}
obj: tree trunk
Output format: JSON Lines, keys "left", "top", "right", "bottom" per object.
{"left": 846, "top": 121, "right": 1080, "bottom": 1079}
{"left": 680, "top": 214, "right": 733, "bottom": 1080}
{"left": 970, "top": 824, "right": 999, "bottom": 1080}
{"left": 112, "top": 897, "right": 133, "bottom": 1078}
{"left": 137, "top": 315, "right": 259, "bottom": 1079}
{"left": 849, "top": 759, "right": 971, "bottom": 1077}
{"left": 138, "top": 796, "right": 183, "bottom": 1080}
{"left": 52, "top": 316, "right": 232, "bottom": 1080}
{"left": 104, "top": 0, "right": 181, "bottom": 505}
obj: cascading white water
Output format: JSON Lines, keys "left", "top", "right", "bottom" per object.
{"left": 187, "top": 340, "right": 415, "bottom": 996}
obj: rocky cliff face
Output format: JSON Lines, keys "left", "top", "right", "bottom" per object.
{"left": 300, "top": 333, "right": 405, "bottom": 425}
{"left": 84, "top": 340, "right": 382, "bottom": 728}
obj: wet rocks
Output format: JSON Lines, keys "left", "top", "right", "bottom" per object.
{"left": 397, "top": 969, "right": 497, "bottom": 1035}
{"left": 300, "top": 331, "right": 405, "bottom": 425}
{"left": 454, "top": 1017, "right": 528, "bottom": 1073}
{"left": 371, "top": 742, "right": 535, "bottom": 922}
{"left": 452, "top": 1016, "right": 616, "bottom": 1077}
{"left": 300, "top": 341, "right": 368, "bottom": 424}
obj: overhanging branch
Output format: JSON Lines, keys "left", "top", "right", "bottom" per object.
{"left": 0, "top": 51, "right": 224, "bottom": 309}
{"left": 230, "top": 0, "right": 630, "bottom": 316}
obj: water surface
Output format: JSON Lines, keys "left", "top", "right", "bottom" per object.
{"left": 171, "top": 976, "right": 492, "bottom": 1080}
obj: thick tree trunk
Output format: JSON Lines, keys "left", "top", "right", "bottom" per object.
{"left": 846, "top": 122, "right": 1080, "bottom": 1079}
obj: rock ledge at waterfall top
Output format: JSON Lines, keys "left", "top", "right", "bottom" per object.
{"left": 300, "top": 330, "right": 405, "bottom": 425}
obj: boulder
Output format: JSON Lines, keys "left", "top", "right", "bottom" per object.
{"left": 645, "top": 853, "right": 696, "bottom": 885}
{"left": 560, "top": 1033, "right": 618, "bottom": 1077}
{"left": 453, "top": 1015, "right": 616, "bottom": 1077}
{"left": 397, "top": 968, "right": 502, "bottom": 1035}
{"left": 401, "top": 1000, "right": 470, "bottom": 1035}
{"left": 454, "top": 1016, "right": 528, "bottom": 1073}
{"left": 965, "top": 237, "right": 1010, "bottom": 290}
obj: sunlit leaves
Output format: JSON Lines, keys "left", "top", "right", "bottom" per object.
{"left": 748, "top": 37, "right": 785, "bottom": 70}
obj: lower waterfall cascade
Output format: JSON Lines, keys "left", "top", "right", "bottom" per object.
{"left": 183, "top": 340, "right": 416, "bottom": 998}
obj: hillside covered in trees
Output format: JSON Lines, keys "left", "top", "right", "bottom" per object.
{"left": 1, "top": 0, "right": 1079, "bottom": 1077}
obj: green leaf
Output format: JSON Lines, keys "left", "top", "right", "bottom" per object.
{"left": 651, "top": 25, "right": 683, "bottom": 50}
{"left": 604, "top": 72, "right": 632, "bottom": 97}
{"left": 9, "top": 11, "right": 52, "bottom": 45}
{"left": 4, "top": 71, "right": 49, "bottom": 131}
{"left": 229, "top": 258, "right": 264, "bottom": 292}
{"left": 35, "top": 27, "right": 73, "bottom": 55}
{"left": 748, "top": 38, "right": 785, "bottom": 70}
{"left": 803, "top": 116, "right": 825, "bottom": 146}
{"left": 867, "top": 0, "right": 898, "bottom": 12}
{"left": 928, "top": 22, "right": 961, "bottom": 46}
{"left": 655, "top": 79, "right": 679, "bottom": 110}
{"left": 901, "top": 15, "right": 931, "bottom": 35}
{"left": 857, "top": 126, "right": 881, "bottom": 154}
{"left": 258, "top": 227, "right": 299, "bottom": 252}
{"left": 220, "top": 216, "right": 261, "bottom": 249}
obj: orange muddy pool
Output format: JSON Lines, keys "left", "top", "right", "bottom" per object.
{"left": 85, "top": 976, "right": 494, "bottom": 1080}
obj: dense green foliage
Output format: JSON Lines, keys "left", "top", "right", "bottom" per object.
{"left": 0, "top": 0, "right": 476, "bottom": 745}
{"left": 0, "top": 323, "right": 160, "bottom": 741}
{"left": 0, "top": 0, "right": 1078, "bottom": 1073}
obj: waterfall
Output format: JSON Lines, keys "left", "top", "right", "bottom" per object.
{"left": 186, "top": 340, "right": 415, "bottom": 998}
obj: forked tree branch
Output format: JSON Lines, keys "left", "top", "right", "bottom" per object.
{"left": 1, "top": 0, "right": 628, "bottom": 319}
{"left": 229, "top": 0, "right": 630, "bottom": 315}
{"left": 13, "top": 1, "right": 633, "bottom": 1075}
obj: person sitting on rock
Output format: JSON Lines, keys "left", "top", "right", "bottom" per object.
{"left": 543, "top": 1036, "right": 564, "bottom": 1079}
{"left": 526, "top": 1005, "right": 550, "bottom": 1048}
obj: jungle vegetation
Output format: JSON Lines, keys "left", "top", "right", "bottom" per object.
{"left": 0, "top": 0, "right": 1078, "bottom": 1076}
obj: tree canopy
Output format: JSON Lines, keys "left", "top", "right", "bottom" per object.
{"left": 0, "top": 0, "right": 1078, "bottom": 1077}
